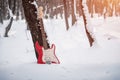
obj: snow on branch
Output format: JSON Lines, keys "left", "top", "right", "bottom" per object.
{"left": 31, "top": 1, "right": 38, "bottom": 9}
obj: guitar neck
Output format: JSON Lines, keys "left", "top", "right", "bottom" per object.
{"left": 39, "top": 19, "right": 48, "bottom": 49}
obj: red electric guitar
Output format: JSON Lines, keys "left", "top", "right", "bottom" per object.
{"left": 35, "top": 6, "right": 60, "bottom": 64}
{"left": 35, "top": 41, "right": 60, "bottom": 64}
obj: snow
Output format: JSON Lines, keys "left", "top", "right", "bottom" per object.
{"left": 31, "top": 1, "right": 38, "bottom": 12}
{"left": 0, "top": 17, "right": 120, "bottom": 80}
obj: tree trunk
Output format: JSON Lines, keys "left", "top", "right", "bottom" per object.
{"left": 4, "top": 0, "right": 16, "bottom": 37}
{"left": 71, "top": 0, "right": 76, "bottom": 26}
{"left": 0, "top": 0, "right": 3, "bottom": 24}
{"left": 16, "top": 0, "right": 20, "bottom": 20}
{"left": 0, "top": 9, "right": 3, "bottom": 24}
{"left": 4, "top": 17, "right": 13, "bottom": 37}
{"left": 22, "top": 0, "right": 49, "bottom": 59}
{"left": 80, "top": 0, "right": 94, "bottom": 47}
{"left": 20, "top": 5, "right": 25, "bottom": 19}
{"left": 63, "top": 0, "right": 69, "bottom": 30}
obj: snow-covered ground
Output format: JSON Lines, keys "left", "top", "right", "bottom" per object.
{"left": 0, "top": 17, "right": 120, "bottom": 80}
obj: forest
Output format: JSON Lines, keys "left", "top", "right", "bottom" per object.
{"left": 0, "top": 0, "right": 120, "bottom": 23}
{"left": 1, "top": 0, "right": 120, "bottom": 51}
{"left": 0, "top": 0, "right": 120, "bottom": 61}
{"left": 0, "top": 0, "right": 120, "bottom": 80}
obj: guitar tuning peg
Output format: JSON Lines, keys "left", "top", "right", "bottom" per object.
{"left": 37, "top": 6, "right": 44, "bottom": 19}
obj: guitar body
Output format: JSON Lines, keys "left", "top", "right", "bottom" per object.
{"left": 35, "top": 41, "right": 60, "bottom": 64}
{"left": 35, "top": 41, "right": 45, "bottom": 64}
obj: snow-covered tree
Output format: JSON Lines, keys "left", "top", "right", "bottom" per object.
{"left": 80, "top": 0, "right": 95, "bottom": 47}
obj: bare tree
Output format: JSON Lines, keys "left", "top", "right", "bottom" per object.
{"left": 71, "top": 0, "right": 77, "bottom": 25}
{"left": 0, "top": 9, "right": 3, "bottom": 24}
{"left": 63, "top": 0, "right": 69, "bottom": 30}
{"left": 4, "top": 17, "right": 13, "bottom": 37}
{"left": 4, "top": 0, "right": 16, "bottom": 37}
{"left": 80, "top": 0, "right": 94, "bottom": 47}
{"left": 0, "top": 0, "right": 4, "bottom": 24}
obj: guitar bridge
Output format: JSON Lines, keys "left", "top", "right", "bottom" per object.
{"left": 44, "top": 57, "right": 51, "bottom": 64}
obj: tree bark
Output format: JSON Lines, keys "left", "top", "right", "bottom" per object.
{"left": 63, "top": 0, "right": 69, "bottom": 30}
{"left": 4, "top": 0, "right": 16, "bottom": 37}
{"left": 71, "top": 0, "right": 77, "bottom": 25}
{"left": 22, "top": 0, "right": 49, "bottom": 59}
{"left": 0, "top": 9, "right": 3, "bottom": 24}
{"left": 4, "top": 17, "right": 13, "bottom": 37}
{"left": 0, "top": 0, "right": 3, "bottom": 24}
{"left": 80, "top": 0, "right": 94, "bottom": 47}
